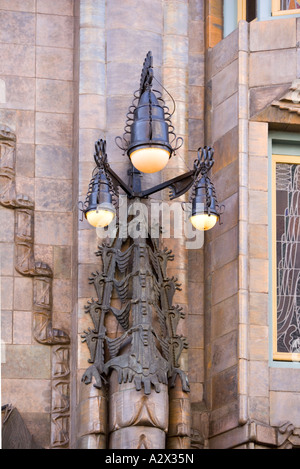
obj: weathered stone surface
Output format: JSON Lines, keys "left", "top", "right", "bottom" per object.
{"left": 249, "top": 292, "right": 268, "bottom": 326}
{"left": 14, "top": 277, "right": 33, "bottom": 311}
{"left": 211, "top": 294, "right": 239, "bottom": 340}
{"left": 249, "top": 361, "right": 269, "bottom": 397}
{"left": 0, "top": 0, "right": 35, "bottom": 12}
{"left": 249, "top": 224, "right": 268, "bottom": 259}
{"left": 2, "top": 76, "right": 35, "bottom": 111}
{"left": 212, "top": 331, "right": 238, "bottom": 375}
{"left": 211, "top": 260, "right": 238, "bottom": 306}
{"left": 80, "top": 0, "right": 106, "bottom": 29}
{"left": 212, "top": 93, "right": 238, "bottom": 143}
{"left": 249, "top": 122, "right": 268, "bottom": 157}
{"left": 212, "top": 59, "right": 238, "bottom": 108}
{"left": 2, "top": 345, "right": 51, "bottom": 379}
{"left": 0, "top": 242, "right": 14, "bottom": 276}
{"left": 188, "top": 55, "right": 204, "bottom": 87}
{"left": 1, "top": 310, "right": 12, "bottom": 345}
{"left": 270, "top": 368, "right": 300, "bottom": 392}
{"left": 210, "top": 226, "right": 238, "bottom": 271}
{"left": 13, "top": 311, "right": 32, "bottom": 345}
{"left": 53, "top": 246, "right": 72, "bottom": 279}
{"left": 79, "top": 94, "right": 106, "bottom": 130}
{"left": 249, "top": 397, "right": 269, "bottom": 425}
{"left": 188, "top": 348, "right": 204, "bottom": 384}
{"left": 249, "top": 190, "right": 268, "bottom": 225}
{"left": 36, "top": 14, "right": 74, "bottom": 48}
{"left": 212, "top": 366, "right": 238, "bottom": 409}
{"left": 52, "top": 279, "right": 72, "bottom": 313}
{"left": 249, "top": 49, "right": 297, "bottom": 88}
{"left": 250, "top": 84, "right": 290, "bottom": 118}
{"left": 210, "top": 28, "right": 238, "bottom": 77}
{"left": 249, "top": 259, "right": 269, "bottom": 293}
{"left": 188, "top": 314, "right": 204, "bottom": 349}
{"left": 36, "top": 79, "right": 73, "bottom": 114}
{"left": 109, "top": 426, "right": 166, "bottom": 449}
{"left": 37, "top": 0, "right": 74, "bottom": 16}
{"left": 0, "top": 10, "right": 35, "bottom": 45}
{"left": 250, "top": 18, "right": 296, "bottom": 52}
{"left": 1, "top": 278, "right": 13, "bottom": 310}
{"left": 35, "top": 145, "right": 73, "bottom": 180}
{"left": 16, "top": 144, "right": 35, "bottom": 178}
{"left": 36, "top": 46, "right": 74, "bottom": 81}
{"left": 249, "top": 158, "right": 268, "bottom": 191}
{"left": 107, "top": 0, "right": 163, "bottom": 35}
{"left": 270, "top": 392, "right": 300, "bottom": 427}
{"left": 249, "top": 325, "right": 269, "bottom": 361}
{"left": 2, "top": 378, "right": 51, "bottom": 413}
{"left": 0, "top": 43, "right": 35, "bottom": 77}
{"left": 189, "top": 19, "right": 205, "bottom": 55}
{"left": 36, "top": 112, "right": 73, "bottom": 147}
{"left": 35, "top": 211, "right": 73, "bottom": 246}
{"left": 80, "top": 61, "right": 105, "bottom": 95}
{"left": 35, "top": 178, "right": 73, "bottom": 212}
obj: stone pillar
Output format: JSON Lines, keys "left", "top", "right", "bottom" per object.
{"left": 108, "top": 372, "right": 168, "bottom": 449}
{"left": 76, "top": 0, "right": 107, "bottom": 449}
{"left": 162, "top": 0, "right": 191, "bottom": 449}
{"left": 105, "top": 0, "right": 172, "bottom": 451}
{"left": 76, "top": 381, "right": 107, "bottom": 449}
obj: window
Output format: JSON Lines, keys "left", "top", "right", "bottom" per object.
{"left": 238, "top": 0, "right": 257, "bottom": 22}
{"left": 272, "top": 0, "right": 300, "bottom": 15}
{"left": 272, "top": 154, "right": 300, "bottom": 362}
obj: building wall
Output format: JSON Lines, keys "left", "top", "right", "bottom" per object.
{"left": 2, "top": 0, "right": 300, "bottom": 451}
{"left": 0, "top": 0, "right": 208, "bottom": 449}
{"left": 0, "top": 1, "right": 75, "bottom": 448}
{"left": 205, "top": 16, "right": 300, "bottom": 448}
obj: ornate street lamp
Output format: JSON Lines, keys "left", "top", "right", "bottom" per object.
{"left": 80, "top": 52, "right": 222, "bottom": 231}
{"left": 79, "top": 52, "right": 223, "bottom": 397}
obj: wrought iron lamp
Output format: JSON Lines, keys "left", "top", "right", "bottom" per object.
{"left": 189, "top": 147, "right": 220, "bottom": 231}
{"left": 116, "top": 51, "right": 183, "bottom": 174}
{"left": 78, "top": 52, "right": 225, "bottom": 399}
{"left": 80, "top": 51, "right": 223, "bottom": 231}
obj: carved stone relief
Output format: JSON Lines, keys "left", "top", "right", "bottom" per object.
{"left": 0, "top": 125, "right": 70, "bottom": 449}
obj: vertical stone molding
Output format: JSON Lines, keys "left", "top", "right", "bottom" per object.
{"left": 51, "top": 346, "right": 71, "bottom": 448}
{"left": 163, "top": 0, "right": 191, "bottom": 449}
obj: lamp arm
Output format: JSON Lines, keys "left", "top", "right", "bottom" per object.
{"left": 139, "top": 170, "right": 195, "bottom": 200}
{"left": 104, "top": 164, "right": 134, "bottom": 198}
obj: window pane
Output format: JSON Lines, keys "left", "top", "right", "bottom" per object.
{"left": 281, "top": 0, "right": 300, "bottom": 10}
{"left": 246, "top": 0, "right": 257, "bottom": 21}
{"left": 276, "top": 163, "right": 300, "bottom": 355}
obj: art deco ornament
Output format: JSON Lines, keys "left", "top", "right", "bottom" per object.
{"left": 81, "top": 231, "right": 190, "bottom": 395}
{"left": 115, "top": 51, "right": 183, "bottom": 173}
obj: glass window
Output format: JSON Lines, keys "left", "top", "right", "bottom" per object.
{"left": 273, "top": 155, "right": 300, "bottom": 361}
{"left": 273, "top": 0, "right": 300, "bottom": 15}
{"left": 281, "top": 0, "right": 300, "bottom": 10}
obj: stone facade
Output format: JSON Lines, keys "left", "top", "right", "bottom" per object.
{"left": 1, "top": 0, "right": 300, "bottom": 450}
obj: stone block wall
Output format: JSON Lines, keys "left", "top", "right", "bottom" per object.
{"left": 0, "top": 1, "right": 75, "bottom": 448}
{"left": 205, "top": 17, "right": 300, "bottom": 448}
{"left": 0, "top": 0, "right": 209, "bottom": 450}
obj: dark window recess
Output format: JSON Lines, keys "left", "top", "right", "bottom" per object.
{"left": 246, "top": 0, "right": 257, "bottom": 22}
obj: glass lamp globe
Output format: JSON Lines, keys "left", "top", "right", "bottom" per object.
{"left": 130, "top": 147, "right": 170, "bottom": 174}
{"left": 190, "top": 212, "right": 218, "bottom": 231}
{"left": 86, "top": 205, "right": 115, "bottom": 228}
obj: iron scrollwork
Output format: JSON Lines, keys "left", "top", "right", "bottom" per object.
{"left": 81, "top": 232, "right": 190, "bottom": 395}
